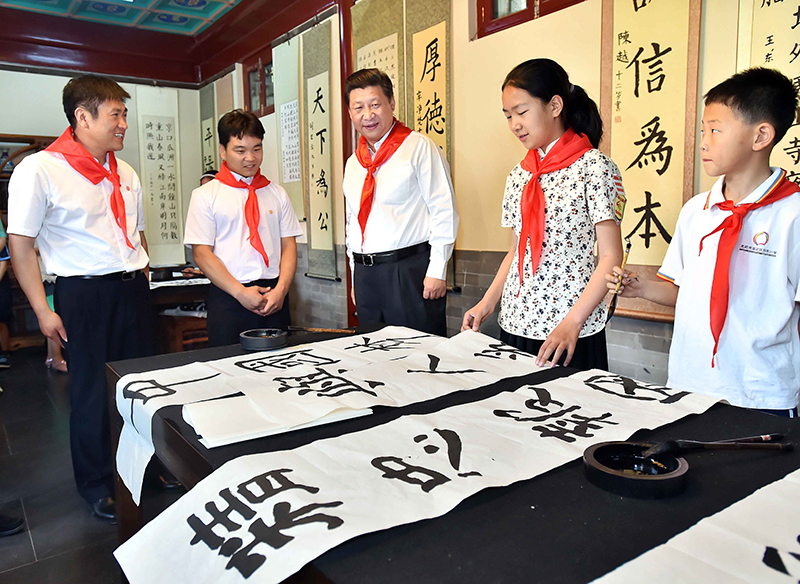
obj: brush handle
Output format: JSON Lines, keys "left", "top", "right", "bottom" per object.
{"left": 676, "top": 440, "right": 792, "bottom": 452}
{"left": 715, "top": 433, "right": 784, "bottom": 444}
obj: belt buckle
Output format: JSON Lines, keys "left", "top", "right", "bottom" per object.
{"left": 121, "top": 271, "right": 136, "bottom": 281}
{"left": 363, "top": 254, "right": 374, "bottom": 267}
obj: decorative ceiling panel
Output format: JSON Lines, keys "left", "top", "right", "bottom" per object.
{"left": 0, "top": 0, "right": 241, "bottom": 36}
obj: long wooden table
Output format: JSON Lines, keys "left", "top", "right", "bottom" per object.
{"left": 107, "top": 333, "right": 800, "bottom": 583}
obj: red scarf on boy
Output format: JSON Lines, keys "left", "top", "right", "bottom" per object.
{"left": 46, "top": 127, "right": 134, "bottom": 250}
{"left": 215, "top": 162, "right": 272, "bottom": 268}
{"left": 354, "top": 119, "right": 413, "bottom": 244}
{"left": 517, "top": 129, "right": 593, "bottom": 289}
{"left": 699, "top": 170, "right": 799, "bottom": 366}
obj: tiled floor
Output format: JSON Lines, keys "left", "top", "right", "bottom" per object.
{"left": 0, "top": 346, "right": 181, "bottom": 583}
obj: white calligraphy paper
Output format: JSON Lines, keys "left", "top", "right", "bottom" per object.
{"left": 356, "top": 33, "right": 399, "bottom": 94}
{"left": 306, "top": 70, "right": 334, "bottom": 251}
{"left": 115, "top": 369, "right": 718, "bottom": 583}
{"left": 592, "top": 467, "right": 800, "bottom": 583}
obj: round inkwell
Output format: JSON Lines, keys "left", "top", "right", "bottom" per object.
{"left": 583, "top": 441, "right": 689, "bottom": 499}
{"left": 239, "top": 328, "right": 288, "bottom": 351}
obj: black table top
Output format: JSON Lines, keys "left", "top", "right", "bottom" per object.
{"left": 108, "top": 333, "right": 800, "bottom": 584}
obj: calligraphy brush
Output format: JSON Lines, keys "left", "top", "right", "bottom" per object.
{"left": 642, "top": 435, "right": 792, "bottom": 458}
{"left": 288, "top": 326, "right": 357, "bottom": 334}
{"left": 607, "top": 237, "right": 632, "bottom": 321}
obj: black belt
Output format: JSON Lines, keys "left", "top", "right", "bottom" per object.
{"left": 68, "top": 270, "right": 142, "bottom": 282}
{"left": 353, "top": 242, "right": 429, "bottom": 266}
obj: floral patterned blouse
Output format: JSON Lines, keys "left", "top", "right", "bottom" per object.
{"left": 497, "top": 149, "right": 625, "bottom": 340}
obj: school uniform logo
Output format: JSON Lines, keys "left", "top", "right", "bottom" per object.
{"left": 740, "top": 231, "right": 776, "bottom": 258}
{"left": 612, "top": 174, "right": 626, "bottom": 224}
{"left": 753, "top": 231, "right": 769, "bottom": 246}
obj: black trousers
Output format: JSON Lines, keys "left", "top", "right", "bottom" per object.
{"left": 500, "top": 328, "right": 609, "bottom": 371}
{"left": 354, "top": 247, "right": 447, "bottom": 336}
{"left": 55, "top": 272, "right": 154, "bottom": 503}
{"left": 206, "top": 278, "right": 291, "bottom": 347}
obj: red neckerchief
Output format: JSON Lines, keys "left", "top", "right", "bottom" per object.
{"left": 215, "top": 161, "right": 272, "bottom": 268}
{"left": 354, "top": 119, "right": 413, "bottom": 245}
{"left": 699, "top": 170, "right": 799, "bottom": 366}
{"left": 517, "top": 129, "right": 593, "bottom": 291}
{"left": 45, "top": 127, "right": 134, "bottom": 249}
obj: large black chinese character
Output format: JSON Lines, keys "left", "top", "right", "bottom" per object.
{"left": 632, "top": 0, "right": 654, "bottom": 10}
{"left": 315, "top": 168, "right": 328, "bottom": 196}
{"left": 221, "top": 501, "right": 343, "bottom": 577}
{"left": 625, "top": 191, "right": 672, "bottom": 248}
{"left": 273, "top": 367, "right": 384, "bottom": 397}
{"left": 784, "top": 137, "right": 800, "bottom": 164}
{"left": 315, "top": 128, "right": 328, "bottom": 155}
{"left": 407, "top": 354, "right": 485, "bottom": 375}
{"left": 371, "top": 456, "right": 450, "bottom": 492}
{"left": 626, "top": 43, "right": 673, "bottom": 97}
{"left": 418, "top": 92, "right": 445, "bottom": 135}
{"left": 420, "top": 38, "right": 441, "bottom": 82}
{"left": 494, "top": 386, "right": 618, "bottom": 443}
{"left": 414, "top": 428, "right": 482, "bottom": 478}
{"left": 627, "top": 116, "right": 673, "bottom": 176}
{"left": 345, "top": 334, "right": 435, "bottom": 354}
{"left": 762, "top": 534, "right": 800, "bottom": 578}
{"left": 583, "top": 373, "right": 690, "bottom": 403}
{"left": 473, "top": 342, "right": 533, "bottom": 361}
{"left": 312, "top": 87, "right": 325, "bottom": 114}
{"left": 121, "top": 371, "right": 222, "bottom": 430}
{"left": 234, "top": 349, "right": 340, "bottom": 373}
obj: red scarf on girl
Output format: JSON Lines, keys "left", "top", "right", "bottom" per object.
{"left": 699, "top": 170, "right": 799, "bottom": 366}
{"left": 354, "top": 119, "right": 413, "bottom": 244}
{"left": 45, "top": 127, "right": 134, "bottom": 249}
{"left": 517, "top": 129, "right": 593, "bottom": 289}
{"left": 215, "top": 162, "right": 272, "bottom": 268}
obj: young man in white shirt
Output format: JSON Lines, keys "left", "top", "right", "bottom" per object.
{"left": 8, "top": 75, "right": 153, "bottom": 522}
{"left": 184, "top": 110, "right": 302, "bottom": 346}
{"left": 343, "top": 68, "right": 459, "bottom": 336}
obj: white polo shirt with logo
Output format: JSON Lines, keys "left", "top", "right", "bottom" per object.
{"left": 658, "top": 168, "right": 800, "bottom": 409}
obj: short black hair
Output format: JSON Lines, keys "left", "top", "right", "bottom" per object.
{"left": 218, "top": 109, "right": 265, "bottom": 147}
{"left": 705, "top": 67, "right": 799, "bottom": 144}
{"left": 345, "top": 68, "right": 393, "bottom": 106}
{"left": 62, "top": 75, "right": 130, "bottom": 129}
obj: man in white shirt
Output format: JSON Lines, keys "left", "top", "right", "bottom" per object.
{"left": 343, "top": 69, "right": 458, "bottom": 336}
{"left": 184, "top": 110, "right": 302, "bottom": 346}
{"left": 8, "top": 75, "right": 153, "bottom": 522}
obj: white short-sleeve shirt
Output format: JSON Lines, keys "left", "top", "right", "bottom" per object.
{"left": 8, "top": 150, "right": 149, "bottom": 276}
{"left": 343, "top": 130, "right": 459, "bottom": 280}
{"left": 659, "top": 169, "right": 800, "bottom": 409}
{"left": 497, "top": 148, "right": 625, "bottom": 340}
{"left": 184, "top": 174, "right": 303, "bottom": 283}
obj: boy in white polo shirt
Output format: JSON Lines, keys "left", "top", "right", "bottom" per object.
{"left": 607, "top": 67, "right": 800, "bottom": 415}
{"left": 184, "top": 110, "right": 302, "bottom": 346}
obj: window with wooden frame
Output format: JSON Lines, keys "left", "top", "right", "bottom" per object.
{"left": 244, "top": 48, "right": 275, "bottom": 117}
{"left": 476, "top": 0, "right": 588, "bottom": 38}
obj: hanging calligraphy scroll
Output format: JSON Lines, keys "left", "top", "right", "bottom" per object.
{"left": 306, "top": 70, "right": 334, "bottom": 252}
{"left": 273, "top": 38, "right": 305, "bottom": 219}
{"left": 302, "top": 17, "right": 337, "bottom": 277}
{"left": 747, "top": 1, "right": 800, "bottom": 184}
{"left": 601, "top": 0, "right": 701, "bottom": 321}
{"left": 136, "top": 86, "right": 185, "bottom": 266}
{"left": 351, "top": 0, "right": 406, "bottom": 123}
{"left": 411, "top": 21, "right": 448, "bottom": 157}
{"left": 406, "top": 0, "right": 451, "bottom": 160}
{"left": 356, "top": 33, "right": 400, "bottom": 98}
{"left": 199, "top": 83, "right": 218, "bottom": 173}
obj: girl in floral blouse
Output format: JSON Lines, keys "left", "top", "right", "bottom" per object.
{"left": 462, "top": 59, "right": 625, "bottom": 370}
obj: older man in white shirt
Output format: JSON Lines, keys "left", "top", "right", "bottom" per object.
{"left": 343, "top": 68, "right": 458, "bottom": 336}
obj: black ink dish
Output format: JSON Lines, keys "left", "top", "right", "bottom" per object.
{"left": 239, "top": 328, "right": 289, "bottom": 351}
{"left": 583, "top": 441, "right": 689, "bottom": 499}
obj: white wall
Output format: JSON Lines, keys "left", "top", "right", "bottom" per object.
{"left": 451, "top": 0, "right": 603, "bottom": 252}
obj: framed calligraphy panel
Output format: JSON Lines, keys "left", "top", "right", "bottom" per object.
{"left": 600, "top": 0, "right": 701, "bottom": 321}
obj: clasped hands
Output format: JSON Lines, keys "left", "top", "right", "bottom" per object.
{"left": 237, "top": 285, "right": 284, "bottom": 316}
